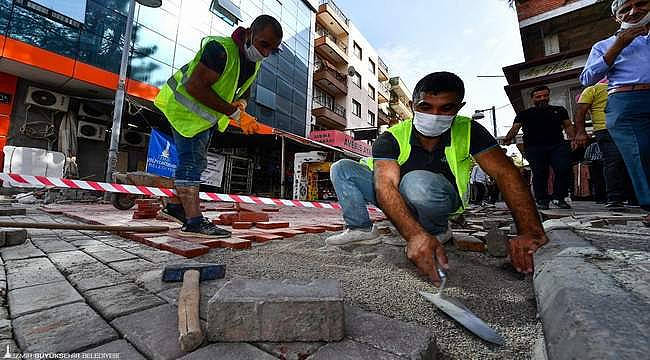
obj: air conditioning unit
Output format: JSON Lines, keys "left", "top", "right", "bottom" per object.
{"left": 78, "top": 102, "right": 110, "bottom": 122}
{"left": 25, "top": 86, "right": 69, "bottom": 112}
{"left": 121, "top": 129, "right": 148, "bottom": 148}
{"left": 77, "top": 121, "right": 107, "bottom": 141}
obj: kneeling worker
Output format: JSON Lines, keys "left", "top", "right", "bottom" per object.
{"left": 326, "top": 72, "right": 548, "bottom": 285}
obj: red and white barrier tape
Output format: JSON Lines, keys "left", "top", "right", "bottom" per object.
{"left": 0, "top": 173, "right": 365, "bottom": 210}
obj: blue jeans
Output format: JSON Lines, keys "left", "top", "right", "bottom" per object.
{"left": 606, "top": 90, "right": 650, "bottom": 211}
{"left": 171, "top": 127, "right": 212, "bottom": 187}
{"left": 329, "top": 159, "right": 460, "bottom": 235}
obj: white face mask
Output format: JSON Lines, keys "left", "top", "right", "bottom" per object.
{"left": 412, "top": 111, "right": 455, "bottom": 138}
{"left": 620, "top": 10, "right": 650, "bottom": 29}
{"left": 245, "top": 33, "right": 266, "bottom": 62}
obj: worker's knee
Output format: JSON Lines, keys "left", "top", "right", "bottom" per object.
{"left": 330, "top": 159, "right": 363, "bottom": 183}
{"left": 399, "top": 171, "right": 459, "bottom": 212}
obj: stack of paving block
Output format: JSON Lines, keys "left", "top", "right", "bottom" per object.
{"left": 132, "top": 199, "right": 161, "bottom": 219}
{"left": 0, "top": 207, "right": 28, "bottom": 247}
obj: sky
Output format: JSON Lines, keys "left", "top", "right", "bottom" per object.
{"left": 336, "top": 0, "right": 525, "bottom": 137}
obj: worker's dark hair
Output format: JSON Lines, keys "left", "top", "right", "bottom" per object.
{"left": 251, "top": 15, "right": 283, "bottom": 40}
{"left": 412, "top": 72, "right": 465, "bottom": 102}
{"left": 530, "top": 85, "right": 550, "bottom": 97}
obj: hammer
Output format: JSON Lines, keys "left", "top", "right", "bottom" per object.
{"left": 162, "top": 263, "right": 226, "bottom": 352}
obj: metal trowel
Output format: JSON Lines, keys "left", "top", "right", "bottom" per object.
{"left": 419, "top": 267, "right": 505, "bottom": 346}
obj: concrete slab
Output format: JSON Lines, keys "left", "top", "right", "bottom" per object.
{"left": 253, "top": 341, "right": 326, "bottom": 360}
{"left": 178, "top": 343, "right": 277, "bottom": 360}
{"left": 0, "top": 243, "right": 45, "bottom": 261}
{"left": 67, "top": 263, "right": 131, "bottom": 292}
{"left": 111, "top": 304, "right": 188, "bottom": 360}
{"left": 133, "top": 269, "right": 182, "bottom": 293}
{"left": 344, "top": 305, "right": 437, "bottom": 360}
{"left": 8, "top": 280, "right": 83, "bottom": 318}
{"left": 69, "top": 239, "right": 104, "bottom": 248}
{"left": 306, "top": 339, "right": 403, "bottom": 360}
{"left": 5, "top": 258, "right": 66, "bottom": 290}
{"left": 3, "top": 229, "right": 28, "bottom": 246}
{"left": 13, "top": 302, "right": 118, "bottom": 353}
{"left": 31, "top": 238, "right": 77, "bottom": 253}
{"left": 207, "top": 279, "right": 344, "bottom": 342}
{"left": 48, "top": 250, "right": 101, "bottom": 274}
{"left": 87, "top": 249, "right": 139, "bottom": 263}
{"left": 0, "top": 319, "right": 11, "bottom": 339}
{"left": 84, "top": 283, "right": 165, "bottom": 320}
{"left": 124, "top": 247, "right": 186, "bottom": 264}
{"left": 82, "top": 339, "right": 146, "bottom": 360}
{"left": 108, "top": 258, "right": 158, "bottom": 275}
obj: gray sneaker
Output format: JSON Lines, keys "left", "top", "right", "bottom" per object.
{"left": 325, "top": 226, "right": 381, "bottom": 246}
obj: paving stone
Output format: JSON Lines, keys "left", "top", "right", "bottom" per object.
{"left": 344, "top": 305, "right": 437, "bottom": 359}
{"left": 31, "top": 238, "right": 77, "bottom": 253}
{"left": 178, "top": 343, "right": 277, "bottom": 360}
{"left": 0, "top": 281, "right": 6, "bottom": 298}
{"left": 208, "top": 279, "right": 344, "bottom": 342}
{"left": 217, "top": 237, "right": 252, "bottom": 249}
{"left": 453, "top": 234, "right": 486, "bottom": 252}
{"left": 267, "top": 229, "right": 307, "bottom": 238}
{"left": 0, "top": 243, "right": 45, "bottom": 261}
{"left": 133, "top": 269, "right": 182, "bottom": 293}
{"left": 307, "top": 339, "right": 403, "bottom": 360}
{"left": 254, "top": 341, "right": 325, "bottom": 360}
{"left": 108, "top": 258, "right": 157, "bottom": 275}
{"left": 111, "top": 304, "right": 188, "bottom": 360}
{"left": 8, "top": 280, "right": 83, "bottom": 319}
{"left": 125, "top": 247, "right": 186, "bottom": 263}
{"left": 82, "top": 339, "right": 147, "bottom": 359}
{"left": 255, "top": 221, "right": 290, "bottom": 229}
{"left": 6, "top": 258, "right": 65, "bottom": 290}
{"left": 141, "top": 235, "right": 176, "bottom": 249}
{"left": 0, "top": 319, "right": 11, "bottom": 339}
{"left": 67, "top": 263, "right": 130, "bottom": 292}
{"left": 69, "top": 239, "right": 104, "bottom": 248}
{"left": 486, "top": 227, "right": 509, "bottom": 257}
{"left": 87, "top": 249, "right": 139, "bottom": 263}
{"left": 298, "top": 226, "right": 327, "bottom": 234}
{"left": 0, "top": 307, "right": 8, "bottom": 320}
{"left": 3, "top": 229, "right": 28, "bottom": 246}
{"left": 232, "top": 221, "right": 254, "bottom": 229}
{"left": 85, "top": 283, "right": 165, "bottom": 320}
{"left": 0, "top": 339, "right": 20, "bottom": 357}
{"left": 160, "top": 240, "right": 210, "bottom": 258}
{"left": 0, "top": 208, "right": 26, "bottom": 216}
{"left": 238, "top": 233, "right": 283, "bottom": 243}
{"left": 48, "top": 249, "right": 102, "bottom": 271}
{"left": 13, "top": 302, "right": 118, "bottom": 353}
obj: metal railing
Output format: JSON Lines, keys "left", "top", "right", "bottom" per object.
{"left": 315, "top": 27, "right": 348, "bottom": 54}
{"left": 313, "top": 96, "right": 346, "bottom": 118}
{"left": 378, "top": 57, "right": 388, "bottom": 74}
{"left": 379, "top": 81, "right": 391, "bottom": 94}
{"left": 314, "top": 60, "right": 347, "bottom": 84}
{"left": 319, "top": 0, "right": 349, "bottom": 25}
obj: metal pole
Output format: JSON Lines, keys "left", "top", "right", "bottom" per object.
{"left": 105, "top": 0, "right": 136, "bottom": 182}
{"left": 280, "top": 136, "right": 286, "bottom": 198}
{"left": 491, "top": 106, "right": 497, "bottom": 138}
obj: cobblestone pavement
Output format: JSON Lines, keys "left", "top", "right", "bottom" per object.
{"left": 0, "top": 204, "right": 546, "bottom": 359}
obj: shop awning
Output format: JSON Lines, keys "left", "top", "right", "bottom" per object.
{"left": 272, "top": 128, "right": 365, "bottom": 160}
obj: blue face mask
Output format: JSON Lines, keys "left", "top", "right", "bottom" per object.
{"left": 413, "top": 111, "right": 455, "bottom": 137}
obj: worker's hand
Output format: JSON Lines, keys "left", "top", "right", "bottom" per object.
{"left": 572, "top": 130, "right": 590, "bottom": 150}
{"left": 239, "top": 111, "right": 259, "bottom": 135}
{"left": 500, "top": 138, "right": 513, "bottom": 146}
{"left": 614, "top": 26, "right": 649, "bottom": 50}
{"left": 507, "top": 234, "right": 548, "bottom": 274}
{"left": 232, "top": 99, "right": 248, "bottom": 111}
{"left": 406, "top": 232, "right": 448, "bottom": 286}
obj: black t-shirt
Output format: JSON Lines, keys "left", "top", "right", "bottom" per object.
{"left": 513, "top": 105, "right": 569, "bottom": 146}
{"left": 199, "top": 41, "right": 256, "bottom": 89}
{"left": 372, "top": 120, "right": 498, "bottom": 187}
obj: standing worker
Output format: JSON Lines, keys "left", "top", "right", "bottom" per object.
{"left": 502, "top": 86, "right": 576, "bottom": 210}
{"left": 580, "top": 0, "right": 650, "bottom": 224}
{"left": 326, "top": 72, "right": 548, "bottom": 284}
{"left": 573, "top": 80, "right": 636, "bottom": 208}
{"left": 470, "top": 164, "right": 488, "bottom": 205}
{"left": 154, "top": 15, "right": 283, "bottom": 237}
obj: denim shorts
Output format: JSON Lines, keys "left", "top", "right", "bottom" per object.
{"left": 171, "top": 127, "right": 212, "bottom": 187}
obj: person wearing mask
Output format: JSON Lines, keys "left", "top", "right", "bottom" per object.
{"left": 154, "top": 15, "right": 283, "bottom": 237}
{"left": 573, "top": 81, "right": 636, "bottom": 209}
{"left": 580, "top": 0, "right": 650, "bottom": 224}
{"left": 325, "top": 72, "right": 548, "bottom": 285}
{"left": 502, "top": 86, "right": 575, "bottom": 210}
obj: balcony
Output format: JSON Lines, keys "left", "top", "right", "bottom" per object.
{"left": 312, "top": 96, "right": 347, "bottom": 130}
{"left": 390, "top": 97, "right": 412, "bottom": 119}
{"left": 378, "top": 57, "right": 389, "bottom": 82}
{"left": 314, "top": 61, "right": 347, "bottom": 96}
{"left": 377, "top": 81, "right": 390, "bottom": 103}
{"left": 390, "top": 76, "right": 410, "bottom": 101}
{"left": 315, "top": 33, "right": 348, "bottom": 65}
{"left": 317, "top": 0, "right": 349, "bottom": 36}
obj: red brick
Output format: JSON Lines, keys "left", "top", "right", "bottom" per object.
{"left": 232, "top": 221, "right": 254, "bottom": 229}
{"left": 142, "top": 235, "right": 176, "bottom": 249}
{"left": 319, "top": 224, "right": 345, "bottom": 231}
{"left": 237, "top": 212, "right": 270, "bottom": 223}
{"left": 212, "top": 218, "right": 225, "bottom": 225}
{"left": 255, "top": 221, "right": 290, "bottom": 229}
{"left": 453, "top": 236, "right": 486, "bottom": 253}
{"left": 132, "top": 213, "right": 157, "bottom": 219}
{"left": 267, "top": 229, "right": 307, "bottom": 238}
{"left": 135, "top": 199, "right": 160, "bottom": 206}
{"left": 298, "top": 226, "right": 327, "bottom": 234}
{"left": 238, "top": 233, "right": 283, "bottom": 243}
{"left": 218, "top": 237, "right": 252, "bottom": 250}
{"left": 160, "top": 240, "right": 209, "bottom": 258}
{"left": 218, "top": 213, "right": 240, "bottom": 225}
{"left": 183, "top": 238, "right": 223, "bottom": 249}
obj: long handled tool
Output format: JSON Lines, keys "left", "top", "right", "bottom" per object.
{"left": 0, "top": 220, "right": 169, "bottom": 233}
{"left": 162, "top": 263, "right": 226, "bottom": 352}
{"left": 419, "top": 267, "right": 505, "bottom": 346}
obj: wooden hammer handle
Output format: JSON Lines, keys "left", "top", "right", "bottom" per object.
{"left": 178, "top": 269, "right": 204, "bottom": 352}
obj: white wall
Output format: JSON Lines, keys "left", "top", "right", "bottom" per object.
{"left": 345, "top": 22, "right": 380, "bottom": 131}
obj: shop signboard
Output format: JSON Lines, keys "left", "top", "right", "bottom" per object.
{"left": 309, "top": 130, "right": 372, "bottom": 157}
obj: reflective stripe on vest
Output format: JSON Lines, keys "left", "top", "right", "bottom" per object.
{"left": 360, "top": 117, "right": 473, "bottom": 214}
{"left": 154, "top": 36, "right": 260, "bottom": 138}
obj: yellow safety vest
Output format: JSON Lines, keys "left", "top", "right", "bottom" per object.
{"left": 154, "top": 36, "right": 261, "bottom": 138}
{"left": 362, "top": 116, "right": 473, "bottom": 214}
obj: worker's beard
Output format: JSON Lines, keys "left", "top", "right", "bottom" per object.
{"left": 533, "top": 101, "right": 549, "bottom": 108}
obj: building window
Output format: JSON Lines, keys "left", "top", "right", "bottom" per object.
{"left": 368, "top": 59, "right": 376, "bottom": 74}
{"left": 353, "top": 41, "right": 362, "bottom": 60}
{"left": 352, "top": 99, "right": 361, "bottom": 117}
{"left": 368, "top": 110, "right": 376, "bottom": 126}
{"left": 368, "top": 84, "right": 375, "bottom": 100}
{"left": 210, "top": 0, "right": 242, "bottom": 26}
{"left": 543, "top": 34, "right": 559, "bottom": 56}
{"left": 352, "top": 71, "right": 361, "bottom": 88}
